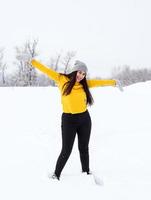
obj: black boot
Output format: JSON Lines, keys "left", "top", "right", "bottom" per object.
{"left": 82, "top": 170, "right": 92, "bottom": 175}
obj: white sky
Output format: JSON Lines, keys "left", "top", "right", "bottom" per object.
{"left": 1, "top": 0, "right": 151, "bottom": 76}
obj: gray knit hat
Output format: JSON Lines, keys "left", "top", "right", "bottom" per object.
{"left": 70, "top": 60, "right": 88, "bottom": 74}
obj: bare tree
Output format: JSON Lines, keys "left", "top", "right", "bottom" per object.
{"left": 62, "top": 51, "right": 76, "bottom": 73}
{"left": 15, "top": 39, "right": 39, "bottom": 86}
{"left": 54, "top": 52, "right": 62, "bottom": 71}
{"left": 0, "top": 48, "right": 7, "bottom": 86}
{"left": 47, "top": 52, "right": 62, "bottom": 86}
{"left": 45, "top": 51, "right": 76, "bottom": 86}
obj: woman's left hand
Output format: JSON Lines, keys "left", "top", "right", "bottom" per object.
{"left": 115, "top": 80, "right": 124, "bottom": 92}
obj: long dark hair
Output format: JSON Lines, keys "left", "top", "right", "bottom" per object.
{"left": 61, "top": 71, "right": 94, "bottom": 106}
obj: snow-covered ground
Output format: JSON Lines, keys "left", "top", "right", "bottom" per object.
{"left": 0, "top": 82, "right": 151, "bottom": 200}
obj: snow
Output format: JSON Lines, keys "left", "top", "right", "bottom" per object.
{"left": 0, "top": 82, "right": 151, "bottom": 199}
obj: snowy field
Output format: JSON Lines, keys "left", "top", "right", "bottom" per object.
{"left": 0, "top": 82, "right": 151, "bottom": 200}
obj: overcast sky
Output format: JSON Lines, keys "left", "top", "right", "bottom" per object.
{"left": 1, "top": 0, "right": 151, "bottom": 76}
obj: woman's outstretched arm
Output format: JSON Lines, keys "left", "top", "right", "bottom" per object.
{"left": 31, "top": 59, "right": 60, "bottom": 82}
{"left": 87, "top": 79, "right": 116, "bottom": 88}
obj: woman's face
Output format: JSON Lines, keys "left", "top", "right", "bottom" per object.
{"left": 76, "top": 70, "right": 86, "bottom": 82}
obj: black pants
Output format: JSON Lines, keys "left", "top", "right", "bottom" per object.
{"left": 54, "top": 110, "right": 92, "bottom": 178}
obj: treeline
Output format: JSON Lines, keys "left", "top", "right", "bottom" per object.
{"left": 0, "top": 39, "right": 76, "bottom": 87}
{"left": 0, "top": 39, "right": 151, "bottom": 87}
{"left": 111, "top": 65, "right": 151, "bottom": 86}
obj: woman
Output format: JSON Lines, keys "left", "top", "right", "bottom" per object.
{"left": 31, "top": 59, "right": 118, "bottom": 180}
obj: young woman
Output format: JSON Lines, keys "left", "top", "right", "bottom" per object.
{"left": 31, "top": 59, "right": 118, "bottom": 180}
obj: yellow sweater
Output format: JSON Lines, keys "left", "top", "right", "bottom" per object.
{"left": 31, "top": 60, "right": 116, "bottom": 114}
